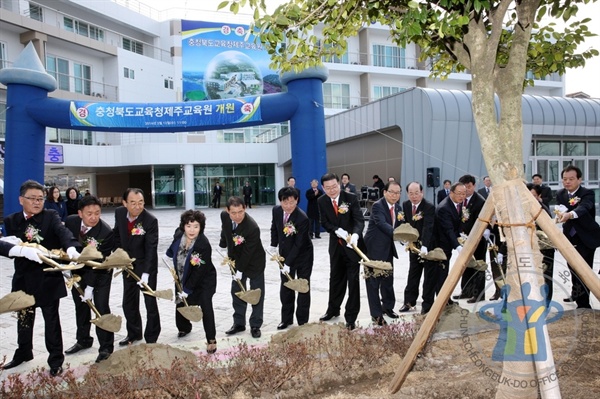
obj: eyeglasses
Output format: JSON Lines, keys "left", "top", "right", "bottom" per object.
{"left": 322, "top": 184, "right": 339, "bottom": 191}
{"left": 386, "top": 190, "right": 401, "bottom": 195}
{"left": 22, "top": 196, "right": 45, "bottom": 203}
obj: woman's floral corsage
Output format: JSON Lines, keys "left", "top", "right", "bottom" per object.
{"left": 283, "top": 221, "right": 297, "bottom": 237}
{"left": 461, "top": 208, "right": 471, "bottom": 223}
{"left": 233, "top": 234, "right": 245, "bottom": 246}
{"left": 338, "top": 202, "right": 350, "bottom": 214}
{"left": 412, "top": 211, "right": 423, "bottom": 221}
{"left": 85, "top": 236, "right": 100, "bottom": 248}
{"left": 189, "top": 251, "right": 205, "bottom": 267}
{"left": 131, "top": 223, "right": 146, "bottom": 236}
{"left": 397, "top": 211, "right": 405, "bottom": 222}
{"left": 568, "top": 196, "right": 580, "bottom": 206}
{"left": 25, "top": 224, "right": 44, "bottom": 243}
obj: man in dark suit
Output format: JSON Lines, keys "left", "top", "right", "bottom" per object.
{"left": 305, "top": 179, "right": 323, "bottom": 239}
{"left": 219, "top": 196, "right": 266, "bottom": 338}
{"left": 555, "top": 165, "right": 600, "bottom": 309}
{"left": 532, "top": 174, "right": 553, "bottom": 208}
{"left": 2, "top": 180, "right": 81, "bottom": 376}
{"left": 399, "top": 182, "right": 437, "bottom": 314}
{"left": 212, "top": 182, "right": 223, "bottom": 208}
{"left": 437, "top": 179, "right": 452, "bottom": 204}
{"left": 318, "top": 172, "right": 365, "bottom": 330}
{"left": 340, "top": 173, "right": 357, "bottom": 194}
{"left": 269, "top": 187, "right": 314, "bottom": 329}
{"left": 242, "top": 181, "right": 253, "bottom": 208}
{"left": 287, "top": 176, "right": 301, "bottom": 205}
{"left": 477, "top": 176, "right": 492, "bottom": 199}
{"left": 452, "top": 174, "right": 488, "bottom": 303}
{"left": 363, "top": 181, "right": 402, "bottom": 325}
{"left": 64, "top": 195, "right": 115, "bottom": 363}
{"left": 113, "top": 188, "right": 160, "bottom": 346}
{"left": 433, "top": 182, "right": 467, "bottom": 313}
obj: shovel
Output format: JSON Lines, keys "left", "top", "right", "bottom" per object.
{"left": 0, "top": 290, "right": 35, "bottom": 314}
{"left": 485, "top": 233, "right": 507, "bottom": 289}
{"left": 64, "top": 273, "right": 122, "bottom": 333}
{"left": 343, "top": 235, "right": 392, "bottom": 271}
{"left": 217, "top": 249, "right": 261, "bottom": 305}
{"left": 123, "top": 268, "right": 173, "bottom": 300}
{"left": 393, "top": 224, "right": 447, "bottom": 262}
{"left": 265, "top": 249, "right": 309, "bottom": 293}
{"left": 161, "top": 257, "right": 203, "bottom": 322}
{"left": 38, "top": 253, "right": 85, "bottom": 271}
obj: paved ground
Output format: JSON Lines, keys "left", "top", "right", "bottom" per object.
{"left": 1, "top": 206, "right": 598, "bottom": 379}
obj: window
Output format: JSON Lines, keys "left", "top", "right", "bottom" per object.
{"left": 589, "top": 142, "right": 600, "bottom": 156}
{"left": 562, "top": 141, "right": 585, "bottom": 156}
{"left": 64, "top": 17, "right": 104, "bottom": 41}
{"left": 373, "top": 86, "right": 405, "bottom": 99}
{"left": 123, "top": 38, "right": 143, "bottom": 55}
{"left": 47, "top": 127, "right": 93, "bottom": 145}
{"left": 46, "top": 56, "right": 70, "bottom": 91}
{"left": 29, "top": 4, "right": 43, "bottom": 22}
{"left": 319, "top": 42, "right": 349, "bottom": 64}
{"left": 535, "top": 141, "right": 560, "bottom": 156}
{"left": 323, "top": 83, "right": 350, "bottom": 109}
{"left": 74, "top": 63, "right": 91, "bottom": 95}
{"left": 372, "top": 45, "right": 405, "bottom": 68}
{"left": 0, "top": 42, "right": 6, "bottom": 70}
{"left": 164, "top": 78, "right": 174, "bottom": 89}
{"left": 124, "top": 67, "right": 135, "bottom": 79}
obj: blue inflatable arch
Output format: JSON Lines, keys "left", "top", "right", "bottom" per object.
{"left": 0, "top": 43, "right": 328, "bottom": 216}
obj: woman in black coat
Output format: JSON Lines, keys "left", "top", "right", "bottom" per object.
{"left": 166, "top": 210, "right": 217, "bottom": 353}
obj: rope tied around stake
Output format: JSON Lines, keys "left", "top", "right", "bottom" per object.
{"left": 477, "top": 206, "right": 544, "bottom": 243}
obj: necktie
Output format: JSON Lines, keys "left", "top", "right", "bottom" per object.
{"left": 456, "top": 203, "right": 461, "bottom": 214}
{"left": 80, "top": 225, "right": 88, "bottom": 236}
{"left": 283, "top": 212, "right": 289, "bottom": 224}
{"left": 390, "top": 206, "right": 395, "bottom": 225}
{"left": 232, "top": 221, "right": 237, "bottom": 231}
{"left": 333, "top": 199, "right": 338, "bottom": 215}
{"left": 412, "top": 204, "right": 417, "bottom": 216}
{"left": 446, "top": 189, "right": 449, "bottom": 195}
{"left": 463, "top": 199, "right": 468, "bottom": 207}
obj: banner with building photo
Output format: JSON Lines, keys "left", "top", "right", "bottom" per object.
{"left": 181, "top": 20, "right": 282, "bottom": 103}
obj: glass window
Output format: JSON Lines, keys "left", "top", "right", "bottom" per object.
{"left": 548, "top": 160, "right": 559, "bottom": 183}
{"left": 562, "top": 141, "right": 585, "bottom": 156}
{"left": 64, "top": 17, "right": 74, "bottom": 32}
{"left": 46, "top": 56, "right": 70, "bottom": 91}
{"left": 372, "top": 44, "right": 406, "bottom": 68}
{"left": 74, "top": 63, "right": 91, "bottom": 95}
{"left": 535, "top": 141, "right": 560, "bottom": 156}
{"left": 323, "top": 83, "right": 350, "bottom": 109}
{"left": 0, "top": 41, "right": 6, "bottom": 70}
{"left": 29, "top": 4, "right": 43, "bottom": 22}
{"left": 589, "top": 159, "right": 598, "bottom": 182}
{"left": 123, "top": 38, "right": 143, "bottom": 55}
{"left": 588, "top": 142, "right": 600, "bottom": 156}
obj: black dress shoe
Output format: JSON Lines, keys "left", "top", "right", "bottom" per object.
{"left": 383, "top": 308, "right": 399, "bottom": 318}
{"left": 49, "top": 366, "right": 63, "bottom": 377}
{"left": 225, "top": 325, "right": 246, "bottom": 335}
{"left": 467, "top": 296, "right": 485, "bottom": 304}
{"left": 118, "top": 336, "right": 142, "bottom": 346}
{"left": 315, "top": 236, "right": 321, "bottom": 239}
{"left": 251, "top": 327, "right": 261, "bottom": 338}
{"left": 1, "top": 354, "right": 33, "bottom": 370}
{"left": 95, "top": 352, "right": 111, "bottom": 363}
{"left": 371, "top": 316, "right": 387, "bottom": 326}
{"left": 420, "top": 309, "right": 430, "bottom": 315}
{"left": 452, "top": 293, "right": 470, "bottom": 300}
{"left": 447, "top": 299, "right": 456, "bottom": 306}
{"left": 345, "top": 322, "right": 356, "bottom": 331}
{"left": 177, "top": 330, "right": 191, "bottom": 338}
{"left": 563, "top": 296, "right": 575, "bottom": 303}
{"left": 65, "top": 342, "right": 92, "bottom": 354}
{"left": 277, "top": 322, "right": 291, "bottom": 330}
{"left": 490, "top": 292, "right": 502, "bottom": 301}
{"left": 319, "top": 312, "right": 340, "bottom": 321}
{"left": 399, "top": 304, "right": 414, "bottom": 312}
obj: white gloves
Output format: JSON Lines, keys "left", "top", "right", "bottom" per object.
{"left": 349, "top": 233, "right": 359, "bottom": 246}
{"left": 1, "top": 236, "right": 23, "bottom": 245}
{"left": 455, "top": 245, "right": 463, "bottom": 254}
{"left": 81, "top": 286, "right": 94, "bottom": 302}
{"left": 62, "top": 270, "right": 73, "bottom": 279}
{"left": 66, "top": 246, "right": 80, "bottom": 260}
{"left": 8, "top": 246, "right": 43, "bottom": 263}
{"left": 281, "top": 265, "right": 291, "bottom": 274}
{"left": 233, "top": 270, "right": 243, "bottom": 281}
{"left": 137, "top": 272, "right": 150, "bottom": 287}
{"left": 177, "top": 291, "right": 188, "bottom": 300}
{"left": 268, "top": 246, "right": 278, "bottom": 254}
{"left": 555, "top": 204, "right": 568, "bottom": 213}
{"left": 335, "top": 228, "right": 349, "bottom": 240}
{"left": 483, "top": 229, "right": 491, "bottom": 240}
{"left": 419, "top": 246, "right": 428, "bottom": 256}
{"left": 495, "top": 253, "right": 504, "bottom": 265}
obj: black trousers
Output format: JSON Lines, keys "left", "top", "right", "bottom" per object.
{"left": 70, "top": 271, "right": 114, "bottom": 354}
{"left": 567, "top": 234, "right": 595, "bottom": 308}
{"left": 365, "top": 267, "right": 395, "bottom": 318}
{"left": 308, "top": 218, "right": 321, "bottom": 238}
{"left": 175, "top": 290, "right": 216, "bottom": 342}
{"left": 231, "top": 272, "right": 265, "bottom": 328}
{"left": 459, "top": 240, "right": 487, "bottom": 298}
{"left": 16, "top": 301, "right": 64, "bottom": 368}
{"left": 404, "top": 253, "right": 437, "bottom": 311}
{"left": 122, "top": 271, "right": 161, "bottom": 343}
{"left": 326, "top": 246, "right": 360, "bottom": 323}
{"left": 280, "top": 262, "right": 312, "bottom": 325}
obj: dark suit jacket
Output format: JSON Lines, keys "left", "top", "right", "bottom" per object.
{"left": 166, "top": 231, "right": 217, "bottom": 304}
{"left": 540, "top": 185, "right": 553, "bottom": 207}
{"left": 341, "top": 183, "right": 357, "bottom": 194}
{"left": 318, "top": 190, "right": 365, "bottom": 258}
{"left": 556, "top": 186, "right": 600, "bottom": 250}
{"left": 437, "top": 189, "right": 449, "bottom": 205}
{"left": 66, "top": 214, "right": 114, "bottom": 287}
{"left": 270, "top": 205, "right": 314, "bottom": 267}
{"left": 219, "top": 211, "right": 265, "bottom": 278}
{"left": 402, "top": 199, "right": 435, "bottom": 249}
{"left": 4, "top": 209, "right": 80, "bottom": 306}
{"left": 462, "top": 192, "right": 487, "bottom": 258}
{"left": 364, "top": 197, "right": 400, "bottom": 261}
{"left": 434, "top": 197, "right": 462, "bottom": 253}
{"left": 477, "top": 187, "right": 490, "bottom": 199}
{"left": 305, "top": 187, "right": 323, "bottom": 220}
{"left": 113, "top": 207, "right": 159, "bottom": 275}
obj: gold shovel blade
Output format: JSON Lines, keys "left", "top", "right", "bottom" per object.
{"left": 235, "top": 288, "right": 261, "bottom": 305}
{"left": 423, "top": 248, "right": 447, "bottom": 262}
{"left": 142, "top": 288, "right": 173, "bottom": 301}
{"left": 360, "top": 260, "right": 393, "bottom": 271}
{"left": 283, "top": 278, "right": 309, "bottom": 293}
{"left": 91, "top": 314, "right": 122, "bottom": 333}
{"left": 177, "top": 306, "right": 203, "bottom": 322}
{"left": 0, "top": 291, "right": 35, "bottom": 314}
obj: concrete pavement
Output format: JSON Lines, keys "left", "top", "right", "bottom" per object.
{"left": 1, "top": 206, "right": 598, "bottom": 379}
